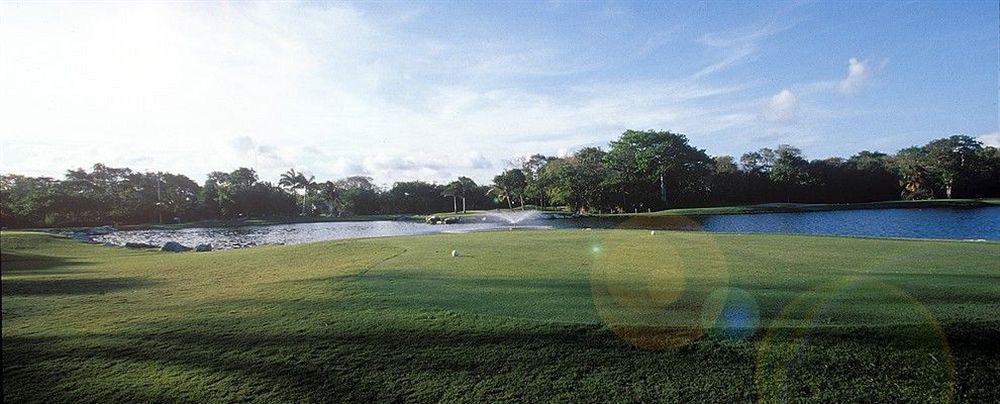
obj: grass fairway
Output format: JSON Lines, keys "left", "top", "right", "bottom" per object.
{"left": 2, "top": 230, "right": 998, "bottom": 402}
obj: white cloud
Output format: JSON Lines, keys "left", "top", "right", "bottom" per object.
{"left": 693, "top": 21, "right": 796, "bottom": 79}
{"left": 0, "top": 2, "right": 783, "bottom": 185}
{"left": 361, "top": 152, "right": 495, "bottom": 184}
{"left": 838, "top": 57, "right": 871, "bottom": 94}
{"left": 225, "top": 136, "right": 293, "bottom": 171}
{"left": 978, "top": 131, "right": 1000, "bottom": 147}
{"left": 228, "top": 136, "right": 257, "bottom": 158}
{"left": 628, "top": 27, "right": 682, "bottom": 60}
{"left": 765, "top": 89, "right": 798, "bottom": 123}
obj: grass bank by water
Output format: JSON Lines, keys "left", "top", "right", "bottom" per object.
{"left": 2, "top": 230, "right": 998, "bottom": 402}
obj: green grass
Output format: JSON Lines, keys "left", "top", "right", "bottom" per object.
{"left": 2, "top": 230, "right": 998, "bottom": 402}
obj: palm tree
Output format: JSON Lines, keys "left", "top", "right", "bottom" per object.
{"left": 457, "top": 176, "right": 477, "bottom": 213}
{"left": 279, "top": 168, "right": 299, "bottom": 188}
{"left": 318, "top": 181, "right": 341, "bottom": 216}
{"left": 443, "top": 181, "right": 460, "bottom": 213}
{"left": 279, "top": 169, "right": 314, "bottom": 215}
{"left": 298, "top": 174, "right": 315, "bottom": 215}
{"left": 492, "top": 169, "right": 526, "bottom": 210}
{"left": 487, "top": 184, "right": 513, "bottom": 209}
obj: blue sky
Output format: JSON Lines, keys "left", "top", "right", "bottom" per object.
{"left": 1, "top": 0, "right": 997, "bottom": 185}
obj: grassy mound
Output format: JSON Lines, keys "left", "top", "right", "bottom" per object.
{"left": 2, "top": 230, "right": 998, "bottom": 402}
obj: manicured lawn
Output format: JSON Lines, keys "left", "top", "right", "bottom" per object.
{"left": 2, "top": 230, "right": 998, "bottom": 402}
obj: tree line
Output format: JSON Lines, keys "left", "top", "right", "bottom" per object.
{"left": 1, "top": 130, "right": 997, "bottom": 228}
{"left": 493, "top": 131, "right": 998, "bottom": 213}
{"left": 0, "top": 165, "right": 498, "bottom": 228}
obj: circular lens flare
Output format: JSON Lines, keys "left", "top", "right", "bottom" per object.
{"left": 701, "top": 287, "right": 760, "bottom": 341}
{"left": 756, "top": 277, "right": 955, "bottom": 402}
{"left": 590, "top": 243, "right": 603, "bottom": 254}
{"left": 591, "top": 217, "right": 729, "bottom": 350}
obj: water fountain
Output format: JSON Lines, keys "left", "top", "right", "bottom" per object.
{"left": 483, "top": 210, "right": 547, "bottom": 229}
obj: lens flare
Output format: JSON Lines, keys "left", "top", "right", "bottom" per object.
{"left": 755, "top": 277, "right": 955, "bottom": 402}
{"left": 701, "top": 287, "right": 760, "bottom": 341}
{"left": 591, "top": 217, "right": 729, "bottom": 350}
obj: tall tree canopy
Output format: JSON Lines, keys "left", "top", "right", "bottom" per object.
{"left": 607, "top": 130, "right": 713, "bottom": 209}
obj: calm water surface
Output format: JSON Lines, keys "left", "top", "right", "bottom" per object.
{"left": 698, "top": 207, "right": 1000, "bottom": 240}
{"left": 94, "top": 220, "right": 510, "bottom": 249}
{"left": 93, "top": 207, "right": 1000, "bottom": 249}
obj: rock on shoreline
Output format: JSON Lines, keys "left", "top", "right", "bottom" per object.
{"left": 160, "top": 241, "right": 192, "bottom": 252}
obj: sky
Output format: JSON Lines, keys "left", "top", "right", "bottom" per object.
{"left": 1, "top": 0, "right": 997, "bottom": 186}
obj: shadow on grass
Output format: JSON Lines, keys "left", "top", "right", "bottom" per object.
{"left": 1, "top": 277, "right": 157, "bottom": 296}
{"left": 1, "top": 320, "right": 739, "bottom": 402}
{"left": 4, "top": 313, "right": 997, "bottom": 403}
{"left": 0, "top": 251, "right": 93, "bottom": 275}
{"left": 4, "top": 268, "right": 998, "bottom": 402}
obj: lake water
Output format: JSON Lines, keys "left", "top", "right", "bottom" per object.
{"left": 92, "top": 207, "right": 1000, "bottom": 249}
{"left": 92, "top": 220, "right": 510, "bottom": 249}
{"left": 698, "top": 207, "right": 1000, "bottom": 240}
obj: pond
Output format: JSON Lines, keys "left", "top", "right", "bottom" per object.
{"left": 92, "top": 220, "right": 511, "bottom": 250}
{"left": 697, "top": 207, "right": 1000, "bottom": 241}
{"left": 91, "top": 207, "right": 1000, "bottom": 249}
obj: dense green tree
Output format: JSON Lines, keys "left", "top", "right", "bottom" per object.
{"left": 519, "top": 154, "right": 550, "bottom": 207}
{"left": 923, "top": 135, "right": 982, "bottom": 198}
{"left": 388, "top": 181, "right": 448, "bottom": 214}
{"left": 332, "top": 176, "right": 381, "bottom": 215}
{"left": 714, "top": 155, "right": 738, "bottom": 174}
{"left": 770, "top": 145, "right": 811, "bottom": 202}
{"left": 490, "top": 169, "right": 527, "bottom": 209}
{"left": 740, "top": 148, "right": 776, "bottom": 173}
{"left": 970, "top": 146, "right": 1000, "bottom": 197}
{"left": 846, "top": 151, "right": 900, "bottom": 202}
{"left": 893, "top": 147, "right": 935, "bottom": 199}
{"left": 608, "top": 130, "right": 713, "bottom": 209}
{"left": 456, "top": 176, "right": 478, "bottom": 212}
{"left": 541, "top": 148, "right": 611, "bottom": 212}
{"left": 200, "top": 174, "right": 224, "bottom": 219}
{"left": 314, "top": 181, "right": 342, "bottom": 216}
{"left": 708, "top": 156, "right": 746, "bottom": 205}
{"left": 210, "top": 168, "right": 297, "bottom": 218}
{"left": 0, "top": 175, "right": 60, "bottom": 227}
